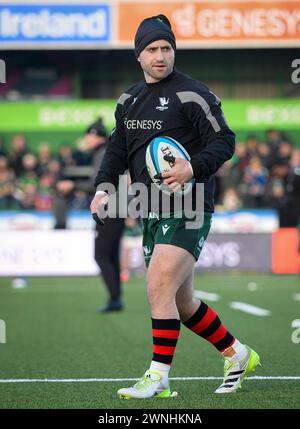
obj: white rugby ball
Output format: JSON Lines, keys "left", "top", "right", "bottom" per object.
{"left": 146, "top": 136, "right": 194, "bottom": 195}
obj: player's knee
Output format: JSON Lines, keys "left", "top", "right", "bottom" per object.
{"left": 147, "top": 265, "right": 174, "bottom": 286}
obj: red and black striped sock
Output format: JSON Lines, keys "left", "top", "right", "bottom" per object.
{"left": 152, "top": 318, "right": 180, "bottom": 365}
{"left": 183, "top": 302, "right": 235, "bottom": 352}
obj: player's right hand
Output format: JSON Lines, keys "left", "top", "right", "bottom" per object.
{"left": 90, "top": 191, "right": 109, "bottom": 226}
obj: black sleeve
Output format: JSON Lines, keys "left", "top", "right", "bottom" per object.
{"left": 181, "top": 88, "right": 235, "bottom": 180}
{"left": 94, "top": 103, "right": 128, "bottom": 192}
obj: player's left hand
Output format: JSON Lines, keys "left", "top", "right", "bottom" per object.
{"left": 154, "top": 155, "right": 194, "bottom": 193}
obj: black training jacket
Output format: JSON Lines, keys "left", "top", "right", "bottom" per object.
{"left": 94, "top": 68, "right": 235, "bottom": 213}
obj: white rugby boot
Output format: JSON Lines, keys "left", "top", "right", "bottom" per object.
{"left": 215, "top": 345, "right": 261, "bottom": 394}
{"left": 117, "top": 370, "right": 175, "bottom": 399}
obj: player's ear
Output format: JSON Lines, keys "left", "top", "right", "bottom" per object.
{"left": 137, "top": 55, "right": 141, "bottom": 63}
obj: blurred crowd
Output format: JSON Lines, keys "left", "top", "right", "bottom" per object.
{"left": 0, "top": 129, "right": 300, "bottom": 226}
{"left": 0, "top": 134, "right": 93, "bottom": 213}
{"left": 214, "top": 129, "right": 300, "bottom": 226}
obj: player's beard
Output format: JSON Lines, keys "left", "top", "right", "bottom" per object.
{"left": 143, "top": 60, "right": 174, "bottom": 83}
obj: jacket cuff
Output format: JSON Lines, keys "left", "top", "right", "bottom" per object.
{"left": 190, "top": 157, "right": 207, "bottom": 181}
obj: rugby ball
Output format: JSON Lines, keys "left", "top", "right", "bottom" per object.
{"left": 146, "top": 136, "right": 194, "bottom": 195}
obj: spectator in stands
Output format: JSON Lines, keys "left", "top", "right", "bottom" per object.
{"left": 71, "top": 189, "right": 91, "bottom": 210}
{"left": 285, "top": 149, "right": 300, "bottom": 225}
{"left": 51, "top": 119, "right": 110, "bottom": 228}
{"left": 47, "top": 158, "right": 62, "bottom": 182}
{"left": 77, "top": 118, "right": 108, "bottom": 174}
{"left": 277, "top": 148, "right": 300, "bottom": 227}
{"left": 243, "top": 156, "right": 269, "bottom": 207}
{"left": 19, "top": 153, "right": 38, "bottom": 181}
{"left": 215, "top": 141, "right": 253, "bottom": 206}
{"left": 214, "top": 159, "right": 242, "bottom": 205}
{"left": 8, "top": 134, "right": 27, "bottom": 177}
{"left": 266, "top": 129, "right": 284, "bottom": 167}
{"left": 264, "top": 147, "right": 300, "bottom": 226}
{"left": 266, "top": 129, "right": 282, "bottom": 153}
{"left": 275, "top": 140, "right": 293, "bottom": 167}
{"left": 35, "top": 172, "right": 56, "bottom": 211}
{"left": 221, "top": 187, "right": 242, "bottom": 212}
{"left": 37, "top": 143, "right": 53, "bottom": 176}
{"left": 235, "top": 142, "right": 250, "bottom": 171}
{"left": 0, "top": 137, "right": 7, "bottom": 157}
{"left": 17, "top": 153, "right": 39, "bottom": 209}
{"left": 53, "top": 179, "right": 75, "bottom": 228}
{"left": 0, "top": 156, "right": 19, "bottom": 209}
{"left": 246, "top": 134, "right": 259, "bottom": 157}
{"left": 33, "top": 157, "right": 62, "bottom": 213}
{"left": 257, "top": 142, "right": 272, "bottom": 168}
{"left": 58, "top": 144, "right": 77, "bottom": 168}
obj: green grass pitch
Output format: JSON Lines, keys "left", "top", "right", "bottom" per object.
{"left": 0, "top": 273, "right": 299, "bottom": 409}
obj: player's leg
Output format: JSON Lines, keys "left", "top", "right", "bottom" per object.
{"left": 176, "top": 267, "right": 261, "bottom": 394}
{"left": 146, "top": 243, "right": 195, "bottom": 318}
{"left": 175, "top": 268, "right": 198, "bottom": 320}
{"left": 118, "top": 243, "right": 194, "bottom": 399}
{"left": 176, "top": 272, "right": 235, "bottom": 353}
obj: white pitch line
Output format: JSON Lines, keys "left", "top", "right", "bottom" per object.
{"left": 0, "top": 376, "right": 300, "bottom": 383}
{"left": 293, "top": 293, "right": 300, "bottom": 301}
{"left": 229, "top": 301, "right": 271, "bottom": 316}
{"left": 194, "top": 291, "right": 221, "bottom": 302}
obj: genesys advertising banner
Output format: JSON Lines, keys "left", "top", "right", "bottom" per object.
{"left": 118, "top": 0, "right": 300, "bottom": 48}
{"left": 0, "top": 3, "right": 111, "bottom": 47}
{"left": 0, "top": 99, "right": 299, "bottom": 132}
{"left": 0, "top": 100, "right": 117, "bottom": 131}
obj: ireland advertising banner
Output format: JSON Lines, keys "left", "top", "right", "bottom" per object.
{"left": 0, "top": 3, "right": 111, "bottom": 48}
{"left": 0, "top": 99, "right": 299, "bottom": 132}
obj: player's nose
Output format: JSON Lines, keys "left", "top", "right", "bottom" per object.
{"left": 155, "top": 48, "right": 165, "bottom": 61}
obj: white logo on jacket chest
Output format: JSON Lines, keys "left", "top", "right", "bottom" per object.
{"left": 156, "top": 97, "right": 169, "bottom": 111}
{"left": 162, "top": 224, "right": 171, "bottom": 235}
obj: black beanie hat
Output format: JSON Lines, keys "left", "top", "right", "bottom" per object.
{"left": 134, "top": 14, "right": 176, "bottom": 58}
{"left": 86, "top": 117, "right": 107, "bottom": 138}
